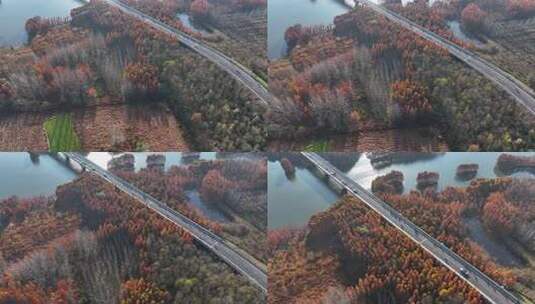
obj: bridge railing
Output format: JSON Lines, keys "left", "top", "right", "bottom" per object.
{"left": 302, "top": 152, "right": 520, "bottom": 304}
{"left": 64, "top": 153, "right": 269, "bottom": 280}
{"left": 357, "top": 0, "right": 535, "bottom": 102}
{"left": 109, "top": 0, "right": 268, "bottom": 94}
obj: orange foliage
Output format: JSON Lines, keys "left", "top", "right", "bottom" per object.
{"left": 391, "top": 79, "right": 432, "bottom": 120}
{"left": 49, "top": 280, "right": 79, "bottom": 304}
{"left": 461, "top": 3, "right": 487, "bottom": 32}
{"left": 0, "top": 280, "right": 47, "bottom": 304}
{"left": 123, "top": 62, "right": 159, "bottom": 96}
{"left": 200, "top": 169, "right": 232, "bottom": 203}
{"left": 190, "top": 0, "right": 209, "bottom": 19}
{"left": 482, "top": 192, "right": 520, "bottom": 236}
{"left": 507, "top": 0, "right": 535, "bottom": 18}
{"left": 0, "top": 212, "right": 80, "bottom": 262}
{"left": 120, "top": 278, "right": 169, "bottom": 304}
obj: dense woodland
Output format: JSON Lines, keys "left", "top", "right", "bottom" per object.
{"left": 269, "top": 173, "right": 535, "bottom": 303}
{"left": 111, "top": 154, "right": 268, "bottom": 262}
{"left": 268, "top": 0, "right": 535, "bottom": 151}
{"left": 0, "top": 0, "right": 267, "bottom": 151}
{"left": 0, "top": 156, "right": 266, "bottom": 303}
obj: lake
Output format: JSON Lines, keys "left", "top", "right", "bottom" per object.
{"left": 267, "top": 0, "right": 452, "bottom": 60}
{"left": 268, "top": 0, "right": 349, "bottom": 59}
{"left": 0, "top": 153, "right": 77, "bottom": 199}
{"left": 0, "top": 0, "right": 82, "bottom": 47}
{"left": 176, "top": 13, "right": 208, "bottom": 35}
{"left": 268, "top": 152, "right": 535, "bottom": 267}
{"left": 269, "top": 152, "right": 535, "bottom": 229}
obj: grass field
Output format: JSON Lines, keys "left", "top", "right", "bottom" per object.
{"left": 304, "top": 139, "right": 330, "bottom": 152}
{"left": 43, "top": 114, "right": 81, "bottom": 151}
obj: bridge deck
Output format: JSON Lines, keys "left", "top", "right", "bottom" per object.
{"left": 302, "top": 152, "right": 520, "bottom": 304}
{"left": 63, "top": 152, "right": 267, "bottom": 293}
{"left": 351, "top": 0, "right": 535, "bottom": 116}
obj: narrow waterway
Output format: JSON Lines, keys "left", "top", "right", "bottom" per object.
{"left": 185, "top": 190, "right": 231, "bottom": 223}
{"left": 0, "top": 0, "right": 82, "bottom": 47}
{"left": 463, "top": 217, "right": 523, "bottom": 267}
{"left": 176, "top": 13, "right": 209, "bottom": 35}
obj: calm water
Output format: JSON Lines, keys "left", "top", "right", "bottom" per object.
{"left": 347, "top": 152, "right": 535, "bottom": 194}
{"left": 269, "top": 152, "right": 535, "bottom": 266}
{"left": 268, "top": 0, "right": 349, "bottom": 59}
{"left": 0, "top": 153, "right": 77, "bottom": 199}
{"left": 177, "top": 13, "right": 208, "bottom": 35}
{"left": 0, "top": 0, "right": 82, "bottom": 47}
{"left": 447, "top": 20, "right": 485, "bottom": 47}
{"left": 268, "top": 160, "right": 338, "bottom": 229}
{"left": 269, "top": 152, "right": 535, "bottom": 229}
{"left": 185, "top": 190, "right": 230, "bottom": 223}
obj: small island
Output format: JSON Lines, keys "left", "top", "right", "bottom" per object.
{"left": 371, "top": 170, "right": 404, "bottom": 195}
{"left": 107, "top": 153, "right": 135, "bottom": 172}
{"left": 280, "top": 158, "right": 296, "bottom": 179}
{"left": 456, "top": 163, "right": 479, "bottom": 180}
{"left": 416, "top": 171, "right": 439, "bottom": 190}
{"left": 496, "top": 154, "right": 535, "bottom": 175}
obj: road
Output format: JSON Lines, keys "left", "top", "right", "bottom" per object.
{"left": 63, "top": 152, "right": 268, "bottom": 294}
{"left": 347, "top": 0, "right": 535, "bottom": 116}
{"left": 100, "top": 0, "right": 273, "bottom": 107}
{"left": 301, "top": 152, "right": 521, "bottom": 304}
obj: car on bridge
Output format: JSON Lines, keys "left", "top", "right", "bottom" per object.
{"left": 459, "top": 268, "right": 470, "bottom": 278}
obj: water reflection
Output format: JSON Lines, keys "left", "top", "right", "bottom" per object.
{"left": 87, "top": 152, "right": 216, "bottom": 171}
{"left": 269, "top": 152, "right": 535, "bottom": 229}
{"left": 186, "top": 190, "right": 230, "bottom": 223}
{"left": 0, "top": 153, "right": 77, "bottom": 199}
{"left": 0, "top": 0, "right": 82, "bottom": 47}
{"left": 268, "top": 0, "right": 348, "bottom": 59}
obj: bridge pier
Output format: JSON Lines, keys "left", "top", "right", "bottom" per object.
{"left": 307, "top": 162, "right": 349, "bottom": 195}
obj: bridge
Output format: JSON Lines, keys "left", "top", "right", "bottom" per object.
{"left": 345, "top": 0, "right": 535, "bottom": 116}
{"left": 301, "top": 152, "right": 521, "bottom": 304}
{"left": 62, "top": 152, "right": 268, "bottom": 294}
{"left": 100, "top": 0, "right": 272, "bottom": 107}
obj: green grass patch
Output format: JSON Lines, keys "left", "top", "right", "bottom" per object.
{"left": 304, "top": 139, "right": 330, "bottom": 152}
{"left": 44, "top": 114, "right": 81, "bottom": 152}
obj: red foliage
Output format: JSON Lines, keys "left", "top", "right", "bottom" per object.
{"left": 190, "top": 0, "right": 209, "bottom": 19}
{"left": 124, "top": 62, "right": 160, "bottom": 98}
{"left": 267, "top": 228, "right": 301, "bottom": 257}
{"left": 391, "top": 79, "right": 432, "bottom": 120}
{"left": 284, "top": 24, "right": 305, "bottom": 51}
{"left": 461, "top": 3, "right": 487, "bottom": 32}
{"left": 0, "top": 280, "right": 47, "bottom": 304}
{"left": 49, "top": 280, "right": 79, "bottom": 304}
{"left": 507, "top": 0, "right": 535, "bottom": 18}
{"left": 25, "top": 16, "right": 70, "bottom": 40}
{"left": 482, "top": 192, "right": 520, "bottom": 236}
{"left": 0, "top": 79, "right": 13, "bottom": 100}
{"left": 120, "top": 278, "right": 169, "bottom": 304}
{"left": 199, "top": 169, "right": 232, "bottom": 203}
{"left": 234, "top": 0, "right": 266, "bottom": 10}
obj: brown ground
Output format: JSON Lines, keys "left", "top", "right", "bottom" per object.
{"left": 0, "top": 103, "right": 189, "bottom": 151}
{"left": 268, "top": 128, "right": 449, "bottom": 152}
{"left": 72, "top": 103, "right": 189, "bottom": 151}
{"left": 0, "top": 112, "right": 49, "bottom": 151}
